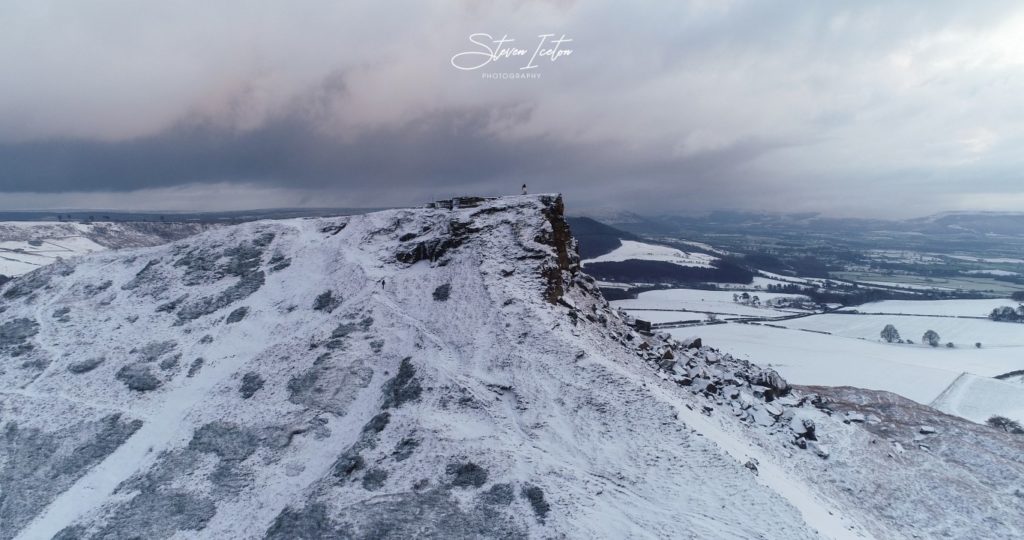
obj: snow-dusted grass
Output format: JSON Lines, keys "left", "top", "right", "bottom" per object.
{"left": 582, "top": 240, "right": 717, "bottom": 268}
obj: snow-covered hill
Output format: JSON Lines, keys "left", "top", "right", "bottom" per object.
{"left": 582, "top": 240, "right": 717, "bottom": 268}
{"left": 2, "top": 195, "right": 1022, "bottom": 539}
{"left": 0, "top": 221, "right": 216, "bottom": 278}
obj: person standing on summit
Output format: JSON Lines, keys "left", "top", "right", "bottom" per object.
{"left": 521, "top": 183, "right": 528, "bottom": 195}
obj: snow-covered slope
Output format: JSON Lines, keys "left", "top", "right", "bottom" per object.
{"left": 0, "top": 221, "right": 216, "bottom": 278}
{"left": 1, "top": 195, "right": 1022, "bottom": 539}
{"left": 931, "top": 373, "right": 1024, "bottom": 424}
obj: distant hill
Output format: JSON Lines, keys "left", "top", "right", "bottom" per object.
{"left": 565, "top": 217, "right": 639, "bottom": 259}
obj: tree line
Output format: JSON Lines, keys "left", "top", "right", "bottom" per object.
{"left": 988, "top": 304, "right": 1024, "bottom": 323}
{"left": 880, "top": 324, "right": 971, "bottom": 348}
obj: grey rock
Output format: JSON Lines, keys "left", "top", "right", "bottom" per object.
{"left": 521, "top": 484, "right": 551, "bottom": 522}
{"left": 68, "top": 357, "right": 105, "bottom": 374}
{"left": 432, "top": 283, "right": 451, "bottom": 301}
{"left": 0, "top": 318, "right": 39, "bottom": 354}
{"left": 332, "top": 451, "right": 365, "bottom": 479}
{"left": 264, "top": 503, "right": 351, "bottom": 540}
{"left": 381, "top": 357, "right": 422, "bottom": 409}
{"left": 226, "top": 306, "right": 249, "bottom": 324}
{"left": 159, "top": 355, "right": 180, "bottom": 371}
{"left": 362, "top": 467, "right": 388, "bottom": 490}
{"left": 188, "top": 422, "right": 261, "bottom": 462}
{"left": 313, "top": 291, "right": 341, "bottom": 313}
{"left": 91, "top": 489, "right": 216, "bottom": 539}
{"left": 239, "top": 372, "right": 265, "bottom": 399}
{"left": 480, "top": 483, "right": 515, "bottom": 506}
{"left": 0, "top": 414, "right": 142, "bottom": 538}
{"left": 187, "top": 358, "right": 205, "bottom": 377}
{"left": 392, "top": 438, "right": 419, "bottom": 462}
{"left": 287, "top": 358, "right": 373, "bottom": 416}
{"left": 116, "top": 364, "right": 162, "bottom": 392}
{"left": 446, "top": 461, "right": 488, "bottom": 488}
{"left": 134, "top": 341, "right": 178, "bottom": 363}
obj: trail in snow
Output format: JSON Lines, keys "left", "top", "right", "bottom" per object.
{"left": 15, "top": 341, "right": 270, "bottom": 540}
{"left": 640, "top": 372, "right": 874, "bottom": 540}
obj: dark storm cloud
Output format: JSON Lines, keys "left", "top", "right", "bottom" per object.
{"left": 2, "top": 0, "right": 1023, "bottom": 215}
{"left": 0, "top": 88, "right": 789, "bottom": 202}
{"left": 0, "top": 105, "right": 581, "bottom": 192}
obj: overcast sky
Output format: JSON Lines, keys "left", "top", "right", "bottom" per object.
{"left": 2, "top": 1, "right": 1023, "bottom": 217}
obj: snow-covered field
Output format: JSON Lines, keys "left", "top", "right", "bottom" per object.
{"left": 0, "top": 222, "right": 109, "bottom": 276}
{"left": 672, "top": 322, "right": 1024, "bottom": 405}
{"left": 582, "top": 240, "right": 717, "bottom": 268}
{"left": 857, "top": 280, "right": 954, "bottom": 291}
{"left": 0, "top": 236, "right": 106, "bottom": 276}
{"left": 847, "top": 298, "right": 1016, "bottom": 316}
{"left": 0, "top": 221, "right": 214, "bottom": 277}
{"left": 931, "top": 373, "right": 1024, "bottom": 424}
{"left": 779, "top": 313, "right": 1024, "bottom": 348}
{"left": 964, "top": 269, "right": 1019, "bottom": 277}
{"left": 617, "top": 290, "right": 1024, "bottom": 423}
{"left": 614, "top": 288, "right": 813, "bottom": 319}
{"left": 949, "top": 255, "right": 1024, "bottom": 264}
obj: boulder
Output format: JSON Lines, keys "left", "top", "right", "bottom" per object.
{"left": 789, "top": 413, "right": 816, "bottom": 440}
{"left": 680, "top": 337, "right": 702, "bottom": 349}
{"left": 754, "top": 369, "right": 790, "bottom": 396}
{"left": 808, "top": 441, "right": 830, "bottom": 459}
{"left": 749, "top": 406, "right": 776, "bottom": 427}
{"left": 844, "top": 412, "right": 866, "bottom": 423}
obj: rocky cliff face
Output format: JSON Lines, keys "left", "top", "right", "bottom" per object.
{"left": 0, "top": 195, "right": 1021, "bottom": 539}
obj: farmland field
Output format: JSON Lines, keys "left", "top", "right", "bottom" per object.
{"left": 614, "top": 291, "right": 1024, "bottom": 423}
{"left": 614, "top": 289, "right": 813, "bottom": 319}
